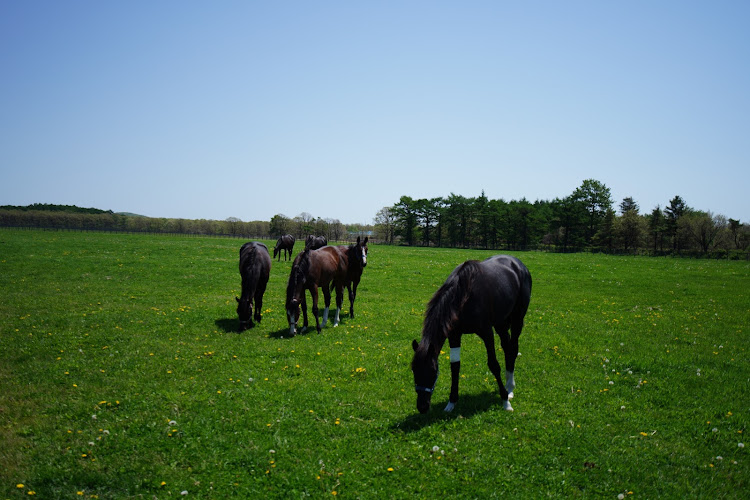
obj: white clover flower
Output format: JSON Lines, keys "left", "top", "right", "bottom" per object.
{"left": 432, "top": 445, "right": 440, "bottom": 453}
{"left": 739, "top": 443, "right": 745, "bottom": 449}
{"left": 181, "top": 491, "right": 188, "bottom": 496}
{"left": 169, "top": 420, "right": 177, "bottom": 426}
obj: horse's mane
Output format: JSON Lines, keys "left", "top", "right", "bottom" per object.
{"left": 420, "top": 260, "right": 480, "bottom": 354}
{"left": 286, "top": 249, "right": 311, "bottom": 304}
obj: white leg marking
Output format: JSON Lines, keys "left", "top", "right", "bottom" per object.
{"left": 450, "top": 347, "right": 461, "bottom": 363}
{"left": 322, "top": 307, "right": 329, "bottom": 328}
{"left": 505, "top": 370, "right": 515, "bottom": 399}
{"left": 503, "top": 399, "right": 514, "bottom": 411}
{"left": 444, "top": 401, "right": 455, "bottom": 412}
{"left": 333, "top": 308, "right": 340, "bottom": 326}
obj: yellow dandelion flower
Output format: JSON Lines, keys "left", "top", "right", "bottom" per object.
{"left": 17, "top": 484, "right": 25, "bottom": 489}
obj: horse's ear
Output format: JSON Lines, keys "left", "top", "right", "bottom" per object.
{"left": 363, "top": 236, "right": 368, "bottom": 244}
{"left": 412, "top": 339, "right": 419, "bottom": 352}
{"left": 356, "top": 236, "right": 361, "bottom": 244}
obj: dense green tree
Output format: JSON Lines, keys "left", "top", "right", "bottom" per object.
{"left": 620, "top": 197, "right": 639, "bottom": 215}
{"left": 665, "top": 195, "right": 688, "bottom": 252}
{"left": 572, "top": 179, "right": 613, "bottom": 246}
{"left": 393, "top": 196, "right": 419, "bottom": 246}
{"left": 270, "top": 214, "right": 292, "bottom": 238}
{"left": 647, "top": 206, "right": 666, "bottom": 253}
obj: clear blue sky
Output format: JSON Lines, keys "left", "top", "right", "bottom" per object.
{"left": 2, "top": 1, "right": 748, "bottom": 224}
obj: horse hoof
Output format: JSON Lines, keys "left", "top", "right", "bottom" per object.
{"left": 444, "top": 402, "right": 456, "bottom": 412}
{"left": 502, "top": 400, "right": 514, "bottom": 412}
{"left": 507, "top": 391, "right": 514, "bottom": 400}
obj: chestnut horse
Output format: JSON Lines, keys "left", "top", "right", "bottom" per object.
{"left": 235, "top": 242, "right": 271, "bottom": 331}
{"left": 411, "top": 255, "right": 531, "bottom": 413}
{"left": 286, "top": 246, "right": 346, "bottom": 335}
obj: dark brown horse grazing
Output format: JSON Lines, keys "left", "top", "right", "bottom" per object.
{"left": 411, "top": 255, "right": 531, "bottom": 414}
{"left": 335, "top": 236, "right": 368, "bottom": 319}
{"left": 236, "top": 242, "right": 272, "bottom": 331}
{"left": 273, "top": 234, "right": 295, "bottom": 261}
{"left": 286, "top": 246, "right": 346, "bottom": 335}
{"left": 304, "top": 234, "right": 327, "bottom": 250}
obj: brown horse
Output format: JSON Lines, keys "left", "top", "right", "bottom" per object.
{"left": 411, "top": 255, "right": 531, "bottom": 413}
{"left": 286, "top": 246, "right": 346, "bottom": 335}
{"left": 335, "top": 236, "right": 368, "bottom": 319}
{"left": 235, "top": 242, "right": 271, "bottom": 331}
{"left": 273, "top": 234, "right": 295, "bottom": 261}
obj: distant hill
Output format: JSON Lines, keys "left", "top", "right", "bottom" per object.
{"left": 0, "top": 203, "right": 113, "bottom": 215}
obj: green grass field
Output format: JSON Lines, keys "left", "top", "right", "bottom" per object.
{"left": 1, "top": 230, "right": 748, "bottom": 498}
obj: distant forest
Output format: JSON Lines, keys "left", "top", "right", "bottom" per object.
{"left": 373, "top": 179, "right": 748, "bottom": 259}
{"left": 2, "top": 179, "right": 748, "bottom": 259}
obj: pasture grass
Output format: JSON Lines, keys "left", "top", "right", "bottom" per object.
{"left": 1, "top": 229, "right": 748, "bottom": 498}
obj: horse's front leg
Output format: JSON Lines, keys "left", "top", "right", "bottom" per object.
{"left": 311, "top": 286, "right": 323, "bottom": 333}
{"left": 347, "top": 282, "right": 355, "bottom": 318}
{"left": 445, "top": 338, "right": 462, "bottom": 412}
{"left": 300, "top": 294, "right": 309, "bottom": 334}
{"left": 320, "top": 285, "right": 331, "bottom": 329}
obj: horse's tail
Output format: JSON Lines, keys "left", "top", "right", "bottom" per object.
{"left": 423, "top": 260, "right": 480, "bottom": 340}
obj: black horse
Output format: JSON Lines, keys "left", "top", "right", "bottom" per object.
{"left": 305, "top": 234, "right": 328, "bottom": 250}
{"left": 286, "top": 246, "right": 346, "bottom": 335}
{"left": 335, "top": 236, "right": 368, "bottom": 319}
{"left": 235, "top": 242, "right": 271, "bottom": 331}
{"left": 411, "top": 255, "right": 531, "bottom": 414}
{"left": 273, "top": 234, "right": 295, "bottom": 261}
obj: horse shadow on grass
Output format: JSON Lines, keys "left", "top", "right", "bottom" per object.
{"left": 390, "top": 392, "right": 507, "bottom": 433}
{"left": 215, "top": 318, "right": 239, "bottom": 333}
{"left": 214, "top": 318, "right": 294, "bottom": 339}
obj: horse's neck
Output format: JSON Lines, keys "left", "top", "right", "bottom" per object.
{"left": 421, "top": 330, "right": 447, "bottom": 358}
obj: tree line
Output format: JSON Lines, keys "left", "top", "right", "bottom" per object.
{"left": 0, "top": 205, "right": 373, "bottom": 242}
{"left": 372, "top": 179, "right": 749, "bottom": 259}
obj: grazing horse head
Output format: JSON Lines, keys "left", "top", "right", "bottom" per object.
{"left": 236, "top": 242, "right": 271, "bottom": 332}
{"left": 285, "top": 252, "right": 309, "bottom": 335}
{"left": 411, "top": 339, "right": 439, "bottom": 414}
{"left": 236, "top": 296, "right": 252, "bottom": 331}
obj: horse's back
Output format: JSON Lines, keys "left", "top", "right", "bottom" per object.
{"left": 473, "top": 255, "right": 531, "bottom": 319}
{"left": 240, "top": 242, "right": 271, "bottom": 278}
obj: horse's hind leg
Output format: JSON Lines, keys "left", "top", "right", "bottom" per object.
{"left": 254, "top": 284, "right": 266, "bottom": 324}
{"left": 333, "top": 284, "right": 343, "bottom": 327}
{"left": 484, "top": 329, "right": 513, "bottom": 411}
{"left": 499, "top": 319, "right": 523, "bottom": 399}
